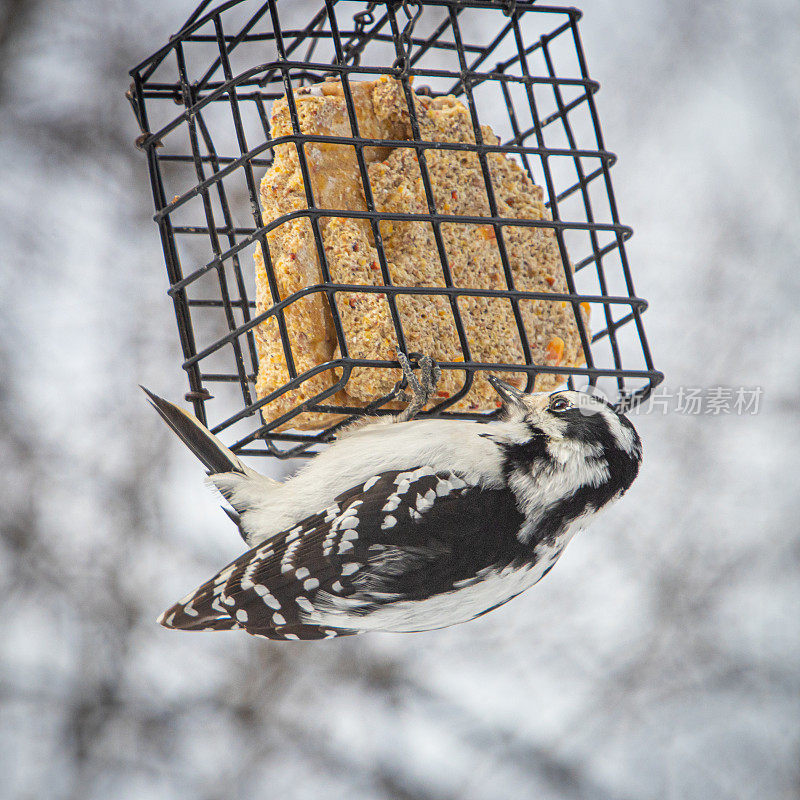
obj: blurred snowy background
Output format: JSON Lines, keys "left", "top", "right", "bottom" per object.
{"left": 1, "top": 1, "right": 798, "bottom": 799}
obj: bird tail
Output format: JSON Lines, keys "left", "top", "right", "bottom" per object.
{"left": 141, "top": 387, "right": 244, "bottom": 475}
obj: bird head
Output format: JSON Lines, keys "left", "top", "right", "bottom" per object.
{"left": 487, "top": 375, "right": 642, "bottom": 504}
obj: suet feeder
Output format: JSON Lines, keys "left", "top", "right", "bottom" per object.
{"left": 128, "top": 0, "right": 662, "bottom": 458}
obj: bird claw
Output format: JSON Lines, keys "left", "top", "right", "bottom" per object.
{"left": 394, "top": 352, "right": 441, "bottom": 422}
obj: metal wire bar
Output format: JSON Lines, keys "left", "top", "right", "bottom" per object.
{"left": 166, "top": 211, "right": 633, "bottom": 301}
{"left": 567, "top": 14, "right": 659, "bottom": 386}
{"left": 180, "top": 284, "right": 648, "bottom": 371}
{"left": 387, "top": 1, "right": 475, "bottom": 411}
{"left": 508, "top": 13, "right": 596, "bottom": 387}
{"left": 175, "top": 39, "right": 255, "bottom": 408}
{"left": 139, "top": 66, "right": 601, "bottom": 150}
{"left": 323, "top": 0, "right": 409, "bottom": 357}
{"left": 539, "top": 30, "right": 624, "bottom": 395}
{"left": 155, "top": 135, "right": 616, "bottom": 222}
{"left": 446, "top": 5, "right": 534, "bottom": 392}
{"left": 129, "top": 0, "right": 663, "bottom": 458}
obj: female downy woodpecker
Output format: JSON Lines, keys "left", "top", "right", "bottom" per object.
{"left": 146, "top": 355, "right": 641, "bottom": 641}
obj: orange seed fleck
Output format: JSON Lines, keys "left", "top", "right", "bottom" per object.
{"left": 546, "top": 336, "right": 565, "bottom": 365}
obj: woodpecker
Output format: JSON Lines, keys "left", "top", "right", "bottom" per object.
{"left": 147, "top": 354, "right": 641, "bottom": 641}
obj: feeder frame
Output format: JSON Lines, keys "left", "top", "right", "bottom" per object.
{"left": 128, "top": 0, "right": 663, "bottom": 459}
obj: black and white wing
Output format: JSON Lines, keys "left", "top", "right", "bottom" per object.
{"left": 159, "top": 466, "right": 527, "bottom": 640}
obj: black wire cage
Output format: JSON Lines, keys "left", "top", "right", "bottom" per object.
{"left": 128, "top": 0, "right": 662, "bottom": 459}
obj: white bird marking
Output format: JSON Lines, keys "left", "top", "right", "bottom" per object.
{"left": 281, "top": 538, "right": 303, "bottom": 571}
{"left": 601, "top": 408, "right": 639, "bottom": 455}
{"left": 416, "top": 490, "right": 435, "bottom": 512}
{"left": 241, "top": 558, "right": 260, "bottom": 591}
{"left": 254, "top": 585, "right": 282, "bottom": 609}
{"left": 341, "top": 563, "right": 360, "bottom": 576}
{"left": 512, "top": 448, "right": 610, "bottom": 537}
{"left": 295, "top": 567, "right": 310, "bottom": 580}
{"left": 183, "top": 604, "right": 199, "bottom": 617}
{"left": 337, "top": 541, "right": 354, "bottom": 554}
{"left": 304, "top": 578, "right": 320, "bottom": 591}
{"left": 382, "top": 496, "right": 401, "bottom": 512}
{"left": 435, "top": 479, "right": 453, "bottom": 497}
{"left": 284, "top": 633, "right": 299, "bottom": 640}
{"left": 338, "top": 517, "right": 359, "bottom": 530}
{"left": 272, "top": 612, "right": 286, "bottom": 625}
{"left": 448, "top": 474, "right": 468, "bottom": 489}
{"left": 236, "top": 609, "right": 249, "bottom": 623}
{"left": 363, "top": 476, "right": 381, "bottom": 491}
{"left": 296, "top": 597, "right": 314, "bottom": 613}
{"left": 381, "top": 515, "right": 397, "bottom": 529}
{"left": 409, "top": 509, "right": 422, "bottom": 521}
{"left": 245, "top": 559, "right": 260, "bottom": 577}
{"left": 285, "top": 526, "right": 302, "bottom": 543}
{"left": 331, "top": 581, "right": 343, "bottom": 593}
{"left": 340, "top": 530, "right": 359, "bottom": 543}
{"left": 213, "top": 566, "right": 235, "bottom": 586}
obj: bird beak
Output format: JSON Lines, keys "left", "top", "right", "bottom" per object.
{"left": 487, "top": 375, "right": 527, "bottom": 411}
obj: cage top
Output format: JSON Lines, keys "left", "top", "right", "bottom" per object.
{"left": 130, "top": 0, "right": 579, "bottom": 78}
{"left": 128, "top": 0, "right": 661, "bottom": 458}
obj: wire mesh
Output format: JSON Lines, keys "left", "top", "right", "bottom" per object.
{"left": 128, "top": 0, "right": 663, "bottom": 459}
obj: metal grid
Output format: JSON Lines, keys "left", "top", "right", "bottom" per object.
{"left": 128, "top": 0, "right": 662, "bottom": 459}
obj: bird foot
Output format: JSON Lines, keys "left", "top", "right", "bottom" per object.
{"left": 394, "top": 352, "right": 441, "bottom": 423}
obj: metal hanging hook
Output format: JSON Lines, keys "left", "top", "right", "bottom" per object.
{"left": 392, "top": 0, "right": 423, "bottom": 75}
{"left": 342, "top": 1, "right": 379, "bottom": 67}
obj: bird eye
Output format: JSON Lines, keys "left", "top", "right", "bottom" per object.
{"left": 549, "top": 396, "right": 570, "bottom": 412}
